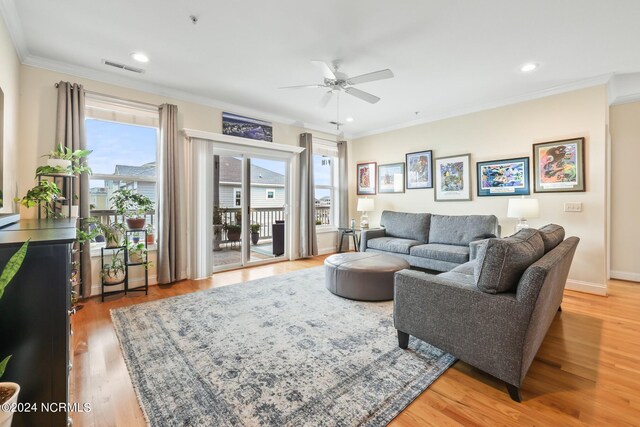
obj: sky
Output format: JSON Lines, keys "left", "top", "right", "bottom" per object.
{"left": 86, "top": 119, "right": 157, "bottom": 175}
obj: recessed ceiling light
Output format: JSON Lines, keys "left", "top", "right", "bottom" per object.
{"left": 131, "top": 52, "right": 149, "bottom": 63}
{"left": 346, "top": 117, "right": 354, "bottom": 122}
{"left": 520, "top": 63, "right": 538, "bottom": 73}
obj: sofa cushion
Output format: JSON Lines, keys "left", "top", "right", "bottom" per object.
{"left": 438, "top": 270, "right": 476, "bottom": 286}
{"left": 410, "top": 243, "right": 470, "bottom": 264}
{"left": 428, "top": 214, "right": 499, "bottom": 246}
{"left": 366, "top": 237, "right": 423, "bottom": 255}
{"left": 380, "top": 211, "right": 431, "bottom": 243}
{"left": 474, "top": 228, "right": 545, "bottom": 294}
{"left": 538, "top": 224, "right": 565, "bottom": 253}
{"left": 450, "top": 259, "right": 477, "bottom": 276}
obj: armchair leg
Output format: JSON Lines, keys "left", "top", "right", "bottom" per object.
{"left": 397, "top": 330, "right": 409, "bottom": 349}
{"left": 506, "top": 383, "right": 522, "bottom": 402}
{"left": 558, "top": 305, "right": 562, "bottom": 312}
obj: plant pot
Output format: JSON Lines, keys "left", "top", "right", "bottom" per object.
{"left": 61, "top": 205, "right": 79, "bottom": 219}
{"left": 47, "top": 158, "right": 71, "bottom": 169}
{"left": 227, "top": 229, "right": 241, "bottom": 242}
{"left": 251, "top": 232, "right": 260, "bottom": 245}
{"left": 146, "top": 233, "right": 155, "bottom": 245}
{"left": 212, "top": 225, "right": 223, "bottom": 251}
{"left": 105, "top": 234, "right": 122, "bottom": 248}
{"left": 126, "top": 218, "right": 146, "bottom": 230}
{"left": 103, "top": 270, "right": 125, "bottom": 285}
{"left": 129, "top": 252, "right": 144, "bottom": 264}
{"left": 0, "top": 382, "right": 20, "bottom": 427}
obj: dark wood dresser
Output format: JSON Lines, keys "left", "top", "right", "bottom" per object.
{"left": 0, "top": 219, "right": 76, "bottom": 427}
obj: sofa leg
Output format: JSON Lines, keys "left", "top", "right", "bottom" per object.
{"left": 506, "top": 383, "right": 522, "bottom": 402}
{"left": 558, "top": 305, "right": 562, "bottom": 312}
{"left": 397, "top": 330, "right": 409, "bottom": 349}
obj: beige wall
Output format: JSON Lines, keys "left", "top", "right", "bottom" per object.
{"left": 610, "top": 102, "right": 640, "bottom": 281}
{"left": 0, "top": 17, "right": 20, "bottom": 212}
{"left": 17, "top": 65, "right": 340, "bottom": 267}
{"left": 350, "top": 86, "right": 609, "bottom": 293}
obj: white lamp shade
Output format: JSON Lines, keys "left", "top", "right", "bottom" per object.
{"left": 357, "top": 198, "right": 374, "bottom": 212}
{"left": 507, "top": 198, "right": 539, "bottom": 219}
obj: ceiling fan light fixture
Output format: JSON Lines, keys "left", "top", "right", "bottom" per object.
{"left": 131, "top": 52, "right": 150, "bottom": 63}
{"left": 346, "top": 117, "right": 354, "bottom": 122}
{"left": 520, "top": 62, "right": 538, "bottom": 73}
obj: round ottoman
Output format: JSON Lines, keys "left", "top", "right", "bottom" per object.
{"left": 324, "top": 252, "right": 410, "bottom": 301}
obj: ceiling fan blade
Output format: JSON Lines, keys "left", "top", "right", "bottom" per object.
{"left": 347, "top": 69, "right": 394, "bottom": 85}
{"left": 311, "top": 60, "right": 337, "bottom": 80}
{"left": 319, "top": 91, "right": 334, "bottom": 108}
{"left": 279, "top": 84, "right": 325, "bottom": 89}
{"left": 344, "top": 87, "right": 381, "bottom": 104}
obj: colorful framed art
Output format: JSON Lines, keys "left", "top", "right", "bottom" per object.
{"left": 477, "top": 157, "right": 530, "bottom": 197}
{"left": 405, "top": 150, "right": 433, "bottom": 189}
{"left": 434, "top": 154, "right": 471, "bottom": 201}
{"left": 533, "top": 138, "right": 585, "bottom": 193}
{"left": 378, "top": 163, "right": 405, "bottom": 193}
{"left": 357, "top": 162, "right": 377, "bottom": 195}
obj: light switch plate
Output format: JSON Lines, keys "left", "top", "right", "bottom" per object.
{"left": 564, "top": 202, "right": 582, "bottom": 212}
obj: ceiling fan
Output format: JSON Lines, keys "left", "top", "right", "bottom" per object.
{"left": 280, "top": 60, "right": 394, "bottom": 107}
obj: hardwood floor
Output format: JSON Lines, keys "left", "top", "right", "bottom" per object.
{"left": 70, "top": 256, "right": 640, "bottom": 426}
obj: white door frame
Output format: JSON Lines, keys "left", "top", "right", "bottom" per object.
{"left": 184, "top": 130, "right": 304, "bottom": 279}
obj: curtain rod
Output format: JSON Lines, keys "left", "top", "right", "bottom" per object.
{"left": 54, "top": 82, "right": 160, "bottom": 109}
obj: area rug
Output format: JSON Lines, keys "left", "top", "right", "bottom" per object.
{"left": 111, "top": 266, "right": 455, "bottom": 426}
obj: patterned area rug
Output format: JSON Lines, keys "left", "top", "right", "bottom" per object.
{"left": 111, "top": 266, "right": 455, "bottom": 426}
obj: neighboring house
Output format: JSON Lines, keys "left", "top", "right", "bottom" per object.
{"left": 89, "top": 162, "right": 157, "bottom": 210}
{"left": 217, "top": 157, "right": 285, "bottom": 209}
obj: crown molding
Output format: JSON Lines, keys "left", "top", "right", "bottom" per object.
{"left": 352, "top": 73, "right": 613, "bottom": 140}
{"left": 0, "top": 0, "right": 28, "bottom": 61}
{"left": 22, "top": 53, "right": 346, "bottom": 138}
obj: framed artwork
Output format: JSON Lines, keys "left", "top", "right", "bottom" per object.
{"left": 434, "top": 154, "right": 471, "bottom": 201}
{"left": 357, "top": 162, "right": 377, "bottom": 195}
{"left": 222, "top": 112, "right": 273, "bottom": 142}
{"left": 533, "top": 137, "right": 585, "bottom": 193}
{"left": 405, "top": 150, "right": 433, "bottom": 189}
{"left": 477, "top": 157, "right": 530, "bottom": 197}
{"left": 378, "top": 163, "right": 405, "bottom": 193}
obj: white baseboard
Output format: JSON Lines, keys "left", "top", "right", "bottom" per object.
{"left": 318, "top": 247, "right": 337, "bottom": 255}
{"left": 610, "top": 270, "right": 640, "bottom": 282}
{"left": 90, "top": 275, "right": 158, "bottom": 297}
{"left": 566, "top": 279, "right": 608, "bottom": 296}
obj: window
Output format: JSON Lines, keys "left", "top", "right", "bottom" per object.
{"left": 266, "top": 189, "right": 275, "bottom": 200}
{"left": 84, "top": 94, "right": 159, "bottom": 229}
{"left": 234, "top": 188, "right": 242, "bottom": 207}
{"left": 313, "top": 141, "right": 339, "bottom": 227}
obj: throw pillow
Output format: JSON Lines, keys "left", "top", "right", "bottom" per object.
{"left": 474, "top": 228, "right": 545, "bottom": 294}
{"left": 538, "top": 224, "right": 565, "bottom": 253}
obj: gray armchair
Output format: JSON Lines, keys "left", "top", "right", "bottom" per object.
{"left": 394, "top": 233, "right": 579, "bottom": 401}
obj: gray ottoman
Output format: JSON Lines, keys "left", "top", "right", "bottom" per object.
{"left": 324, "top": 252, "right": 410, "bottom": 301}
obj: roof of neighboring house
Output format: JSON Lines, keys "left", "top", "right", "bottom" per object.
{"left": 219, "top": 157, "right": 284, "bottom": 185}
{"left": 113, "top": 162, "right": 156, "bottom": 177}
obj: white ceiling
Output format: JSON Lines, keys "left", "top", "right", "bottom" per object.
{"left": 3, "top": 0, "right": 640, "bottom": 137}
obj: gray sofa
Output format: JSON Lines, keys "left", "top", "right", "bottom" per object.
{"left": 393, "top": 224, "right": 579, "bottom": 401}
{"left": 360, "top": 211, "right": 500, "bottom": 272}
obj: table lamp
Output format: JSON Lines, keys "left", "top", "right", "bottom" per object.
{"left": 357, "top": 198, "right": 374, "bottom": 229}
{"left": 507, "top": 197, "right": 539, "bottom": 232}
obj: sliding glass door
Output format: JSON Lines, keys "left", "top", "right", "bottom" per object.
{"left": 212, "top": 151, "right": 288, "bottom": 272}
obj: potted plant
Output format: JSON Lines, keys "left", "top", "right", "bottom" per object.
{"left": 14, "top": 181, "right": 62, "bottom": 218}
{"left": 224, "top": 210, "right": 241, "bottom": 242}
{"left": 213, "top": 207, "right": 224, "bottom": 251}
{"left": 102, "top": 250, "right": 126, "bottom": 284}
{"left": 127, "top": 242, "right": 147, "bottom": 264}
{"left": 97, "top": 222, "right": 126, "bottom": 248}
{"left": 250, "top": 223, "right": 261, "bottom": 245}
{"left": 145, "top": 223, "right": 155, "bottom": 245}
{"left": 0, "top": 240, "right": 29, "bottom": 427}
{"left": 42, "top": 143, "right": 92, "bottom": 172}
{"left": 110, "top": 189, "right": 153, "bottom": 230}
